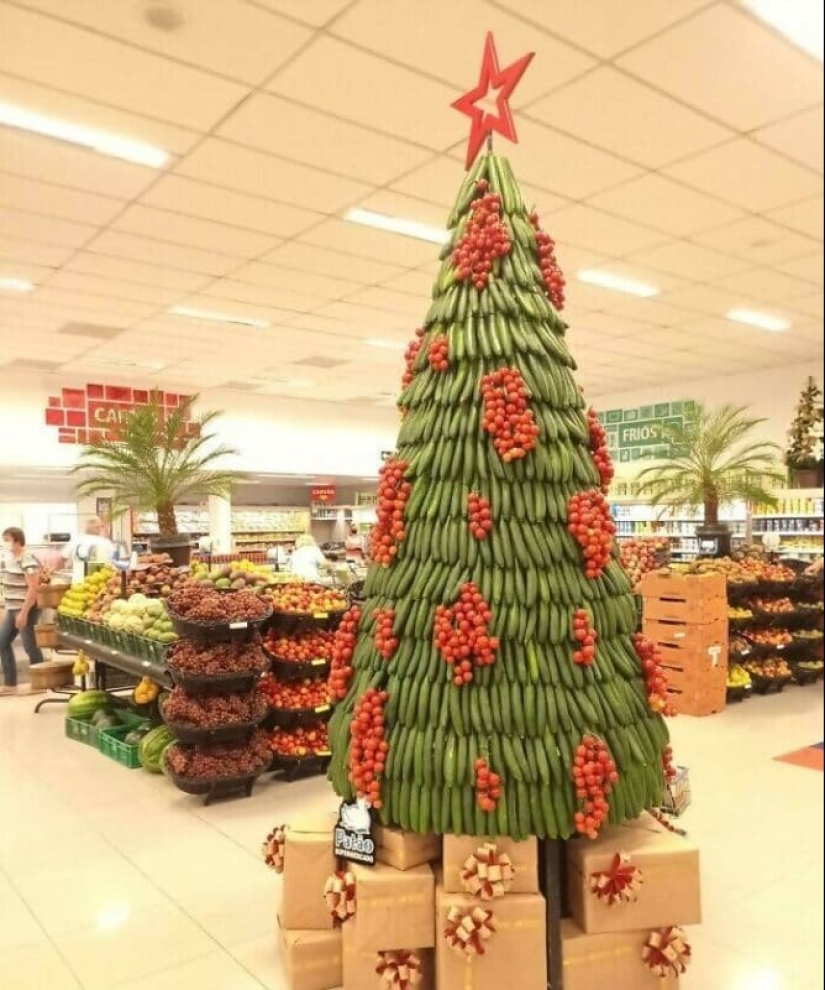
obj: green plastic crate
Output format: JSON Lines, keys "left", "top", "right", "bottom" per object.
{"left": 98, "top": 724, "right": 146, "bottom": 769}
{"left": 65, "top": 716, "right": 94, "bottom": 746}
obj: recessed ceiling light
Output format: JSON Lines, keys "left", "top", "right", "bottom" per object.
{"left": 577, "top": 270, "right": 661, "bottom": 297}
{"left": 344, "top": 208, "right": 447, "bottom": 244}
{"left": 169, "top": 306, "right": 269, "bottom": 329}
{"left": 726, "top": 308, "right": 790, "bottom": 332}
{"left": 365, "top": 338, "right": 406, "bottom": 350}
{"left": 742, "top": 0, "right": 824, "bottom": 60}
{"left": 0, "top": 276, "right": 35, "bottom": 292}
{"left": 0, "top": 102, "right": 169, "bottom": 168}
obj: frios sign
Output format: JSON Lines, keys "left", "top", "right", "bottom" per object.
{"left": 597, "top": 400, "right": 696, "bottom": 462}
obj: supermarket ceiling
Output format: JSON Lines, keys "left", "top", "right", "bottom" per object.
{"left": 0, "top": 0, "right": 823, "bottom": 406}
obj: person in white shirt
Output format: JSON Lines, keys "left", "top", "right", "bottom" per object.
{"left": 289, "top": 534, "right": 333, "bottom": 583}
{"left": 64, "top": 516, "right": 114, "bottom": 568}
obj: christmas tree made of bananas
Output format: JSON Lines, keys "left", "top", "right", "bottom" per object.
{"left": 328, "top": 152, "right": 671, "bottom": 841}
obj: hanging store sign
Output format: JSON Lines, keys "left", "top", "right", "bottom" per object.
{"left": 310, "top": 485, "right": 337, "bottom": 504}
{"left": 597, "top": 400, "right": 696, "bottom": 463}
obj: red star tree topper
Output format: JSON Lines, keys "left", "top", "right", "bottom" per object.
{"left": 452, "top": 32, "right": 535, "bottom": 170}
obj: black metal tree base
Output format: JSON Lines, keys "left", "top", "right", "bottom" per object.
{"left": 540, "top": 838, "right": 568, "bottom": 989}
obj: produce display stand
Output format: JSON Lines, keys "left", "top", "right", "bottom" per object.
{"left": 55, "top": 631, "right": 171, "bottom": 688}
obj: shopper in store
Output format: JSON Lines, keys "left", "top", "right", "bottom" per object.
{"left": 0, "top": 526, "right": 44, "bottom": 695}
{"left": 345, "top": 522, "right": 366, "bottom": 561}
{"left": 290, "top": 534, "right": 334, "bottom": 583}
{"left": 63, "top": 515, "right": 114, "bottom": 569}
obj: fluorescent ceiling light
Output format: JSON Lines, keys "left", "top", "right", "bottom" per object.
{"left": 726, "top": 308, "right": 790, "bottom": 332}
{"left": 365, "top": 338, "right": 406, "bottom": 350}
{"left": 169, "top": 306, "right": 269, "bottom": 330}
{"left": 0, "top": 102, "right": 169, "bottom": 168}
{"left": 344, "top": 208, "right": 447, "bottom": 244}
{"left": 0, "top": 276, "right": 35, "bottom": 292}
{"left": 577, "top": 269, "right": 661, "bottom": 297}
{"left": 743, "top": 0, "right": 823, "bottom": 60}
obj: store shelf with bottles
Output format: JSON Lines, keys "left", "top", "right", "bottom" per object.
{"left": 751, "top": 489, "right": 824, "bottom": 556}
{"left": 133, "top": 507, "right": 311, "bottom": 550}
{"left": 611, "top": 497, "right": 747, "bottom": 560}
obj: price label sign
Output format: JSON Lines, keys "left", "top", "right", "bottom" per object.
{"left": 229, "top": 621, "right": 249, "bottom": 630}
{"left": 314, "top": 612, "right": 329, "bottom": 620}
{"left": 311, "top": 658, "right": 327, "bottom": 667}
{"left": 315, "top": 705, "right": 331, "bottom": 714}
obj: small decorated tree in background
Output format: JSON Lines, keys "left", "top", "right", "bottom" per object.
{"left": 786, "top": 376, "right": 824, "bottom": 488}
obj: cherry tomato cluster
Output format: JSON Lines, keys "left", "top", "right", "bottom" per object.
{"left": 529, "top": 212, "right": 565, "bottom": 311}
{"left": 467, "top": 491, "right": 493, "bottom": 540}
{"left": 264, "top": 628, "right": 334, "bottom": 663}
{"left": 268, "top": 723, "right": 330, "bottom": 757}
{"left": 662, "top": 745, "right": 678, "bottom": 783}
{"left": 434, "top": 582, "right": 499, "bottom": 686}
{"left": 428, "top": 334, "right": 450, "bottom": 372}
{"left": 373, "top": 608, "right": 399, "bottom": 660}
{"left": 452, "top": 180, "right": 512, "bottom": 291}
{"left": 572, "top": 735, "right": 618, "bottom": 840}
{"left": 587, "top": 407, "right": 614, "bottom": 493}
{"left": 402, "top": 327, "right": 425, "bottom": 389}
{"left": 474, "top": 757, "right": 502, "bottom": 813}
{"left": 567, "top": 489, "right": 616, "bottom": 579}
{"left": 633, "top": 634, "right": 674, "bottom": 716}
{"left": 329, "top": 606, "right": 361, "bottom": 701}
{"left": 349, "top": 688, "right": 389, "bottom": 808}
{"left": 481, "top": 367, "right": 539, "bottom": 462}
{"left": 258, "top": 674, "right": 329, "bottom": 711}
{"left": 572, "top": 608, "right": 598, "bottom": 667}
{"left": 371, "top": 458, "right": 411, "bottom": 566}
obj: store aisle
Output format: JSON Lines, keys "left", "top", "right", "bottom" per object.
{"left": 0, "top": 688, "right": 822, "bottom": 990}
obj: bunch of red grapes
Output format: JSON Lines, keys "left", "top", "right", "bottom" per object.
{"left": 587, "top": 407, "right": 614, "bottom": 493}
{"left": 168, "top": 586, "right": 268, "bottom": 623}
{"left": 467, "top": 492, "right": 493, "bottom": 540}
{"left": 349, "top": 687, "right": 389, "bottom": 808}
{"left": 166, "top": 637, "right": 267, "bottom": 676}
{"left": 402, "top": 327, "right": 425, "bottom": 389}
{"left": 452, "top": 180, "right": 512, "bottom": 291}
{"left": 373, "top": 608, "right": 399, "bottom": 660}
{"left": 434, "top": 582, "right": 498, "bottom": 686}
{"left": 529, "top": 212, "right": 565, "bottom": 311}
{"left": 371, "top": 458, "right": 411, "bottom": 565}
{"left": 572, "top": 608, "right": 598, "bottom": 667}
{"left": 634, "top": 634, "right": 674, "bottom": 716}
{"left": 572, "top": 734, "right": 618, "bottom": 840}
{"left": 162, "top": 688, "right": 266, "bottom": 727}
{"left": 480, "top": 367, "right": 539, "bottom": 462}
{"left": 329, "top": 606, "right": 361, "bottom": 700}
{"left": 428, "top": 334, "right": 450, "bottom": 372}
{"left": 165, "top": 730, "right": 271, "bottom": 780}
{"left": 474, "top": 757, "right": 502, "bottom": 813}
{"left": 567, "top": 489, "right": 616, "bottom": 579}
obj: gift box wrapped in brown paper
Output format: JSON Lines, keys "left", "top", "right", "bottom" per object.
{"left": 280, "top": 924, "right": 342, "bottom": 990}
{"left": 374, "top": 823, "right": 441, "bottom": 872}
{"left": 343, "top": 921, "right": 434, "bottom": 990}
{"left": 567, "top": 811, "right": 701, "bottom": 934}
{"left": 435, "top": 885, "right": 546, "bottom": 990}
{"left": 442, "top": 834, "right": 538, "bottom": 895}
{"left": 561, "top": 919, "right": 681, "bottom": 990}
{"left": 351, "top": 862, "right": 435, "bottom": 951}
{"left": 280, "top": 814, "right": 338, "bottom": 931}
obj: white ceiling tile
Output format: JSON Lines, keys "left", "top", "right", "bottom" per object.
{"left": 199, "top": 279, "right": 326, "bottom": 313}
{"left": 0, "top": 4, "right": 247, "bottom": 130}
{"left": 627, "top": 240, "right": 751, "bottom": 281}
{"left": 312, "top": 301, "right": 413, "bottom": 333}
{"left": 218, "top": 93, "right": 434, "bottom": 184}
{"left": 27, "top": 287, "right": 157, "bottom": 319}
{"left": 658, "top": 283, "right": 754, "bottom": 317}
{"left": 492, "top": 0, "right": 708, "bottom": 58}
{"left": 754, "top": 105, "right": 824, "bottom": 174}
{"left": 331, "top": 0, "right": 594, "bottom": 104}
{"left": 43, "top": 270, "right": 181, "bottom": 307}
{"left": 0, "top": 236, "right": 74, "bottom": 268}
{"left": 299, "top": 218, "right": 437, "bottom": 267}
{"left": 0, "top": 172, "right": 123, "bottom": 227}
{"left": 588, "top": 173, "right": 744, "bottom": 236}
{"left": 85, "top": 231, "right": 240, "bottom": 276}
{"left": 268, "top": 36, "right": 459, "bottom": 150}
{"left": 618, "top": 4, "right": 824, "bottom": 130}
{"left": 265, "top": 242, "right": 405, "bottom": 283}
{"left": 766, "top": 196, "right": 824, "bottom": 242}
{"left": 776, "top": 253, "right": 824, "bottom": 285}
{"left": 231, "top": 261, "right": 360, "bottom": 299}
{"left": 566, "top": 286, "right": 695, "bottom": 327}
{"left": 252, "top": 0, "right": 352, "bottom": 26}
{"left": 714, "top": 266, "right": 820, "bottom": 302}
{"left": 176, "top": 138, "right": 371, "bottom": 213}
{"left": 343, "top": 287, "right": 424, "bottom": 317}
{"left": 65, "top": 253, "right": 212, "bottom": 293}
{"left": 784, "top": 292, "right": 824, "bottom": 318}
{"left": 0, "top": 206, "right": 96, "bottom": 248}
{"left": 694, "top": 216, "right": 820, "bottom": 264}
{"left": 390, "top": 155, "right": 476, "bottom": 209}
{"left": 385, "top": 269, "right": 436, "bottom": 298}
{"left": 21, "top": 0, "right": 312, "bottom": 86}
{"left": 0, "top": 259, "right": 53, "bottom": 284}
{"left": 665, "top": 138, "right": 823, "bottom": 212}
{"left": 529, "top": 67, "right": 731, "bottom": 168}
{"left": 545, "top": 203, "right": 667, "bottom": 256}
{"left": 355, "top": 190, "right": 448, "bottom": 231}
{"left": 140, "top": 175, "right": 321, "bottom": 239}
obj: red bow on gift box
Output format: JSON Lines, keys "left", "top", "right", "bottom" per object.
{"left": 444, "top": 905, "right": 497, "bottom": 957}
{"left": 376, "top": 950, "right": 424, "bottom": 989}
{"left": 589, "top": 852, "right": 644, "bottom": 906}
{"left": 642, "top": 926, "right": 692, "bottom": 977}
{"left": 461, "top": 843, "right": 515, "bottom": 900}
{"left": 261, "top": 825, "right": 287, "bottom": 874}
{"left": 324, "top": 870, "right": 357, "bottom": 923}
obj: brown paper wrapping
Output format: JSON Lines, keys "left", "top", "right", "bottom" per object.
{"left": 567, "top": 811, "right": 701, "bottom": 934}
{"left": 442, "top": 834, "right": 538, "bottom": 895}
{"left": 375, "top": 824, "right": 442, "bottom": 871}
{"left": 343, "top": 921, "right": 435, "bottom": 990}
{"left": 280, "top": 814, "right": 338, "bottom": 931}
{"left": 280, "top": 924, "right": 342, "bottom": 990}
{"left": 435, "top": 886, "right": 546, "bottom": 990}
{"left": 352, "top": 862, "right": 435, "bottom": 951}
{"left": 561, "top": 919, "right": 679, "bottom": 990}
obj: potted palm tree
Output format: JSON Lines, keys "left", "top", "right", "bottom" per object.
{"left": 637, "top": 403, "right": 784, "bottom": 558}
{"left": 73, "top": 394, "right": 243, "bottom": 566}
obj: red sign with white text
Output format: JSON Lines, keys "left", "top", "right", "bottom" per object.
{"left": 310, "top": 485, "right": 337, "bottom": 504}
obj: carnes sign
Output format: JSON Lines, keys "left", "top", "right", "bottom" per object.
{"left": 45, "top": 384, "right": 198, "bottom": 445}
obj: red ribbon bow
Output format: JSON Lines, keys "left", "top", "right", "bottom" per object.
{"left": 376, "top": 950, "right": 423, "bottom": 989}
{"left": 261, "top": 825, "right": 287, "bottom": 873}
{"left": 642, "top": 926, "right": 692, "bottom": 977}
{"left": 444, "top": 905, "right": 497, "bottom": 957}
{"left": 461, "top": 842, "right": 514, "bottom": 900}
{"left": 324, "top": 870, "right": 357, "bottom": 923}
{"left": 589, "top": 852, "right": 643, "bottom": 906}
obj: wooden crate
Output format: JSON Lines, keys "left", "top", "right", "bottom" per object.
{"left": 31, "top": 660, "right": 74, "bottom": 691}
{"left": 641, "top": 570, "right": 726, "bottom": 623}
{"left": 643, "top": 616, "right": 728, "bottom": 659}
{"left": 665, "top": 667, "right": 726, "bottom": 716}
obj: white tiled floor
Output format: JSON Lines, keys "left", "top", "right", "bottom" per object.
{"left": 0, "top": 687, "right": 822, "bottom": 989}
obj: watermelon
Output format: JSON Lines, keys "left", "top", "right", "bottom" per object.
{"left": 139, "top": 726, "right": 176, "bottom": 773}
{"left": 67, "top": 690, "right": 110, "bottom": 720}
